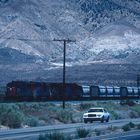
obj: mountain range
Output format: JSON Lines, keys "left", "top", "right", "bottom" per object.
{"left": 0, "top": 0, "right": 140, "bottom": 86}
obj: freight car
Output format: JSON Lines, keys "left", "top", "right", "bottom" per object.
{"left": 89, "top": 85, "right": 140, "bottom": 98}
{"left": 120, "top": 86, "right": 140, "bottom": 98}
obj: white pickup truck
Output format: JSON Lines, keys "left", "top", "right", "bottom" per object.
{"left": 83, "top": 108, "right": 110, "bottom": 123}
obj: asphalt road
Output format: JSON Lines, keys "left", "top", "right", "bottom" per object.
{"left": 0, "top": 118, "right": 140, "bottom": 140}
{"left": 80, "top": 130, "right": 140, "bottom": 140}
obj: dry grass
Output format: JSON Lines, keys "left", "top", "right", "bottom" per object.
{"left": 0, "top": 101, "right": 140, "bottom": 128}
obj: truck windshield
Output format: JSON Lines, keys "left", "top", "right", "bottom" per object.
{"left": 88, "top": 109, "right": 103, "bottom": 112}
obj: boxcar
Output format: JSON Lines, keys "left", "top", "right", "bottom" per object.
{"left": 127, "top": 87, "right": 134, "bottom": 97}
{"left": 90, "top": 86, "right": 107, "bottom": 97}
{"left": 106, "top": 86, "right": 114, "bottom": 97}
{"left": 133, "top": 87, "right": 139, "bottom": 97}
{"left": 120, "top": 87, "right": 128, "bottom": 97}
{"left": 82, "top": 85, "right": 90, "bottom": 97}
{"left": 113, "top": 86, "right": 120, "bottom": 97}
{"left": 49, "top": 83, "right": 83, "bottom": 100}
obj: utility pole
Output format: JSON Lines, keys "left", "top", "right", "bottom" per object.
{"left": 53, "top": 39, "right": 76, "bottom": 109}
{"left": 137, "top": 74, "right": 140, "bottom": 97}
{"left": 137, "top": 74, "right": 140, "bottom": 87}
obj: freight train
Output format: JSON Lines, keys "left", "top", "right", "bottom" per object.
{"left": 2, "top": 81, "right": 140, "bottom": 101}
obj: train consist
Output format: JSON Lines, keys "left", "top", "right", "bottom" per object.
{"left": 3, "top": 81, "right": 140, "bottom": 101}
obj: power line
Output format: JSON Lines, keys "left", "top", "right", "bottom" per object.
{"left": 53, "top": 38, "right": 76, "bottom": 43}
{"left": 0, "top": 37, "right": 52, "bottom": 42}
{"left": 0, "top": 37, "right": 85, "bottom": 46}
{"left": 53, "top": 38, "right": 76, "bottom": 109}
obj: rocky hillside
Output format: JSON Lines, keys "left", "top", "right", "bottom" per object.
{"left": 0, "top": 0, "right": 139, "bottom": 85}
{"left": 0, "top": 0, "right": 140, "bottom": 64}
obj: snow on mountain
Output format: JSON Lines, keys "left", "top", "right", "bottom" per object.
{"left": 0, "top": 0, "right": 139, "bottom": 66}
{"left": 0, "top": 0, "right": 139, "bottom": 86}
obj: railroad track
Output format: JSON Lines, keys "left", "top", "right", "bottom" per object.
{"left": 0, "top": 96, "right": 140, "bottom": 103}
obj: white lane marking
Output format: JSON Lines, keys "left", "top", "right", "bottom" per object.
{"left": 102, "top": 133, "right": 140, "bottom": 140}
{"left": 0, "top": 133, "right": 39, "bottom": 140}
